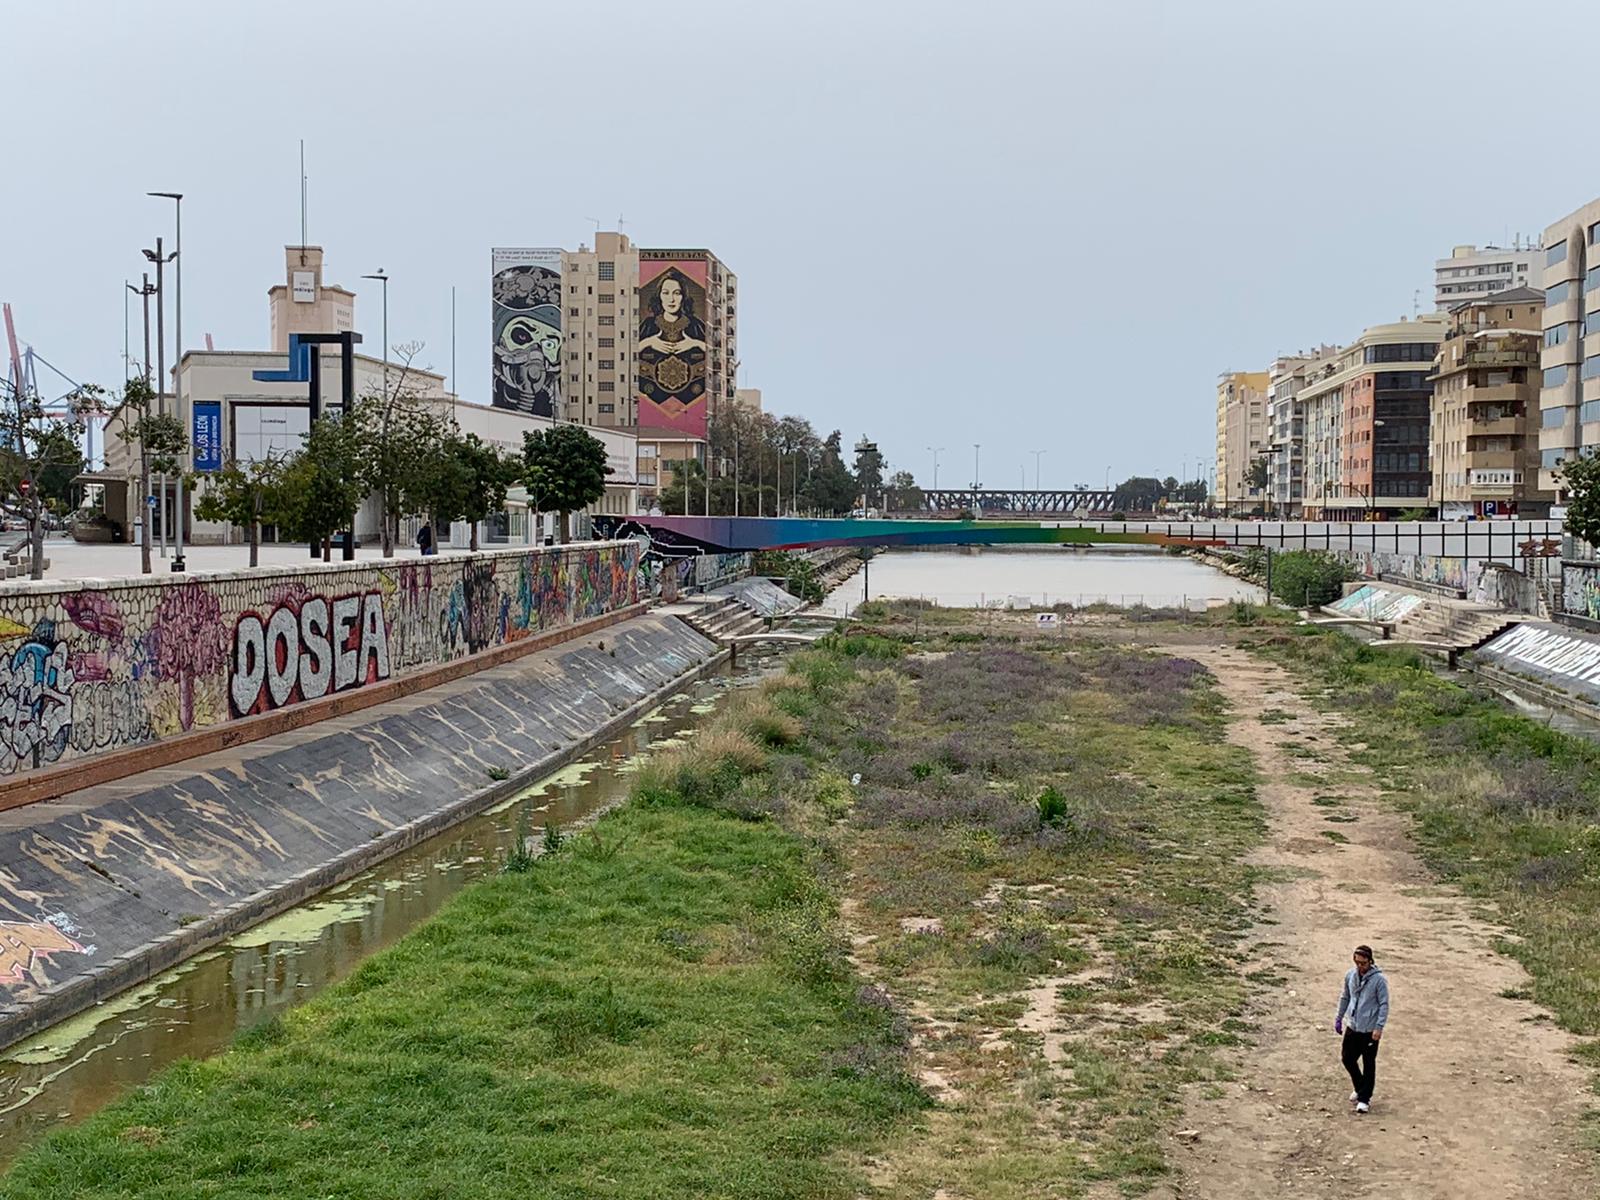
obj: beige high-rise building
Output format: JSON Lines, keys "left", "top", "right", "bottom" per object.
{"left": 1215, "top": 370, "right": 1270, "bottom": 509}
{"left": 493, "top": 233, "right": 738, "bottom": 504}
{"left": 1430, "top": 288, "right": 1552, "bottom": 517}
{"left": 560, "top": 232, "right": 640, "bottom": 430}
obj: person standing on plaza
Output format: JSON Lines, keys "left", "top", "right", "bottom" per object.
{"left": 1335, "top": 944, "right": 1389, "bottom": 1114}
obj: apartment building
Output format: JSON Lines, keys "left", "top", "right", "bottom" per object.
{"left": 1214, "top": 370, "right": 1269, "bottom": 510}
{"left": 1434, "top": 242, "right": 1539, "bottom": 311}
{"left": 1537, "top": 199, "right": 1600, "bottom": 494}
{"left": 1299, "top": 345, "right": 1349, "bottom": 518}
{"left": 1265, "top": 347, "right": 1338, "bottom": 517}
{"left": 1297, "top": 315, "right": 1447, "bottom": 518}
{"left": 1430, "top": 288, "right": 1551, "bottom": 518}
{"left": 493, "top": 234, "right": 737, "bottom": 504}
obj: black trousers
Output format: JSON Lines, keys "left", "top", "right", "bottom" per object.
{"left": 1341, "top": 1028, "right": 1380, "bottom": 1101}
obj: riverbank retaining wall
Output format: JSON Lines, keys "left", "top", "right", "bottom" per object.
{"left": 0, "top": 542, "right": 639, "bottom": 781}
{"left": 0, "top": 612, "right": 720, "bottom": 1051}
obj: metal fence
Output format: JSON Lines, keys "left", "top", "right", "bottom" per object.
{"left": 1045, "top": 520, "right": 1565, "bottom": 561}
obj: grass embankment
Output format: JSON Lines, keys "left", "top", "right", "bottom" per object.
{"left": 0, "top": 609, "right": 1267, "bottom": 1198}
{"left": 0, "top": 688, "right": 921, "bottom": 1199}
{"left": 1241, "top": 613, "right": 1600, "bottom": 1064}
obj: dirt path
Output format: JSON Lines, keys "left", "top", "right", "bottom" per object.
{"left": 1173, "top": 644, "right": 1597, "bottom": 1200}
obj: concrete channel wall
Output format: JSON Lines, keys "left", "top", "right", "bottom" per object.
{"left": 0, "top": 542, "right": 639, "bottom": 783}
{"left": 0, "top": 613, "right": 722, "bottom": 1052}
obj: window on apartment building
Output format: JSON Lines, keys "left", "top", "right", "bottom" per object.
{"left": 598, "top": 359, "right": 614, "bottom": 370}
{"left": 1548, "top": 282, "right": 1571, "bottom": 306}
{"left": 1543, "top": 448, "right": 1568, "bottom": 468}
{"left": 1583, "top": 357, "right": 1600, "bottom": 382}
{"left": 569, "top": 373, "right": 580, "bottom": 383}
{"left": 1586, "top": 267, "right": 1600, "bottom": 293}
{"left": 1545, "top": 324, "right": 1571, "bottom": 348}
{"left": 598, "top": 293, "right": 613, "bottom": 304}
{"left": 599, "top": 381, "right": 615, "bottom": 392}
{"left": 598, "top": 403, "right": 614, "bottom": 414}
{"left": 598, "top": 316, "right": 614, "bottom": 326}
{"left": 1582, "top": 401, "right": 1600, "bottom": 423}
{"left": 598, "top": 261, "right": 615, "bottom": 280}
{"left": 598, "top": 337, "right": 614, "bottom": 348}
{"left": 1548, "top": 240, "right": 1569, "bottom": 266}
{"left": 569, "top": 307, "right": 579, "bottom": 317}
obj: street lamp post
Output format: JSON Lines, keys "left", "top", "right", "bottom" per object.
{"left": 1031, "top": 449, "right": 1046, "bottom": 491}
{"left": 141, "top": 237, "right": 176, "bottom": 561}
{"left": 150, "top": 193, "right": 185, "bottom": 571}
{"left": 926, "top": 445, "right": 944, "bottom": 492}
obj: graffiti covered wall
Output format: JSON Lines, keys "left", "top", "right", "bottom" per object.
{"left": 1562, "top": 561, "right": 1600, "bottom": 622}
{"left": 492, "top": 248, "right": 564, "bottom": 418}
{"left": 636, "top": 255, "right": 710, "bottom": 438}
{"left": 0, "top": 542, "right": 638, "bottom": 778}
{"left": 1339, "top": 549, "right": 1476, "bottom": 594}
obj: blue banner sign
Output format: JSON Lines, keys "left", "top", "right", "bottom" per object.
{"left": 192, "top": 401, "right": 223, "bottom": 472}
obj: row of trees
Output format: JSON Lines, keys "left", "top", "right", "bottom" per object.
{"left": 194, "top": 393, "right": 609, "bottom": 566}
{"left": 2, "top": 344, "right": 611, "bottom": 576}
{"left": 654, "top": 405, "right": 916, "bottom": 517}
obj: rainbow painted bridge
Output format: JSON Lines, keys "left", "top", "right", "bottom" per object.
{"left": 594, "top": 515, "right": 1217, "bottom": 554}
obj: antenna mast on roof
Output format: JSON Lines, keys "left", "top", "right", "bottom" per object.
{"left": 299, "top": 140, "right": 308, "bottom": 265}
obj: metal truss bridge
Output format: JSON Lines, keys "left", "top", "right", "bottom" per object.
{"left": 916, "top": 488, "right": 1120, "bottom": 515}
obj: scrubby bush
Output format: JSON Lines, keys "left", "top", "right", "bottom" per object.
{"left": 1269, "top": 550, "right": 1353, "bottom": 608}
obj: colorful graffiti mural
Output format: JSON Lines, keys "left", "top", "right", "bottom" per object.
{"left": 637, "top": 255, "right": 710, "bottom": 438}
{"left": 492, "top": 248, "right": 564, "bottom": 418}
{"left": 1562, "top": 563, "right": 1600, "bottom": 622}
{"left": 0, "top": 542, "right": 639, "bottom": 778}
{"left": 1340, "top": 550, "right": 1475, "bottom": 594}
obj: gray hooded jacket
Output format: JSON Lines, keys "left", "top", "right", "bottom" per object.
{"left": 1336, "top": 964, "right": 1389, "bottom": 1033}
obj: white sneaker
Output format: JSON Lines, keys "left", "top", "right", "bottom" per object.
{"left": 1349, "top": 1091, "right": 1359, "bottom": 1102}
{"left": 1355, "top": 1101, "right": 1370, "bottom": 1114}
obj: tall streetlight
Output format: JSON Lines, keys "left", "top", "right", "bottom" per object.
{"left": 1030, "top": 449, "right": 1046, "bottom": 491}
{"left": 149, "top": 192, "right": 185, "bottom": 571}
{"left": 971, "top": 443, "right": 981, "bottom": 489}
{"left": 362, "top": 270, "right": 389, "bottom": 401}
{"left": 142, "top": 237, "right": 176, "bottom": 560}
{"left": 926, "top": 445, "right": 945, "bottom": 491}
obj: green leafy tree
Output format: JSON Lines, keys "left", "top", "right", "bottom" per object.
{"left": 1245, "top": 455, "right": 1269, "bottom": 493}
{"left": 522, "top": 423, "right": 609, "bottom": 542}
{"left": 1558, "top": 454, "right": 1600, "bottom": 550}
{"left": 277, "top": 415, "right": 365, "bottom": 559}
{"left": 1112, "top": 475, "right": 1164, "bottom": 512}
{"left": 426, "top": 432, "right": 518, "bottom": 551}
{"left": 0, "top": 378, "right": 96, "bottom": 579}
{"left": 106, "top": 376, "right": 186, "bottom": 576}
{"left": 194, "top": 456, "right": 287, "bottom": 568}
{"left": 884, "top": 469, "right": 924, "bottom": 513}
{"left": 808, "top": 431, "right": 858, "bottom": 516}
{"left": 657, "top": 457, "right": 708, "bottom": 516}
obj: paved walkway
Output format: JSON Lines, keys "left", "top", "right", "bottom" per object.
{"left": 25, "top": 537, "right": 503, "bottom": 583}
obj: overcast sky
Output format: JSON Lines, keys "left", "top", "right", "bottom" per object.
{"left": 7, "top": 0, "right": 1590, "bottom": 491}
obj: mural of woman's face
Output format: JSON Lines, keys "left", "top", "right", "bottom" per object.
{"left": 660, "top": 278, "right": 683, "bottom": 318}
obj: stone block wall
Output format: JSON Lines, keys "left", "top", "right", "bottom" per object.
{"left": 0, "top": 542, "right": 639, "bottom": 779}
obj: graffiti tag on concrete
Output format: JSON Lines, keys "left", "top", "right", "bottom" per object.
{"left": 0, "top": 917, "right": 87, "bottom": 984}
{"left": 230, "top": 593, "right": 391, "bottom": 716}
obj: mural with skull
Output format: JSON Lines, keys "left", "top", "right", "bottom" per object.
{"left": 492, "top": 248, "right": 564, "bottom": 418}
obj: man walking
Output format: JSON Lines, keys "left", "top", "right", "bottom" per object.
{"left": 1334, "top": 944, "right": 1389, "bottom": 1114}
